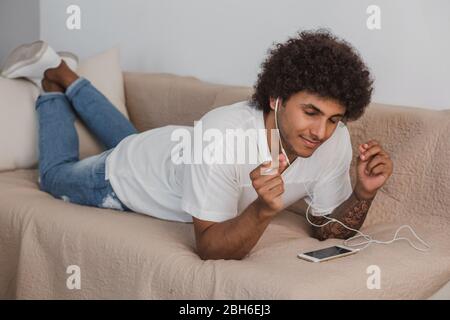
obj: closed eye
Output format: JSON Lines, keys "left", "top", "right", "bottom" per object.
{"left": 304, "top": 111, "right": 337, "bottom": 124}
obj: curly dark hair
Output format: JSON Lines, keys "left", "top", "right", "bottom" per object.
{"left": 249, "top": 29, "right": 374, "bottom": 122}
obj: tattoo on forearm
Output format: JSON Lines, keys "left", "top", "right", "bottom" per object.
{"left": 308, "top": 192, "right": 374, "bottom": 240}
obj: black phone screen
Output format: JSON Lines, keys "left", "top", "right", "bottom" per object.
{"left": 303, "top": 246, "right": 352, "bottom": 259}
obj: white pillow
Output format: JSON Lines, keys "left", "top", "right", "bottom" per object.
{"left": 0, "top": 47, "right": 129, "bottom": 172}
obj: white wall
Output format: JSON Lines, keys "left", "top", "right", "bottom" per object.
{"left": 0, "top": 0, "right": 40, "bottom": 67}
{"left": 11, "top": 0, "right": 450, "bottom": 110}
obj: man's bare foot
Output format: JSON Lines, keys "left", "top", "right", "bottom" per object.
{"left": 41, "top": 78, "right": 65, "bottom": 93}
{"left": 43, "top": 60, "right": 79, "bottom": 89}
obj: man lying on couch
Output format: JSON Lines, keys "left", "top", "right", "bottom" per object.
{"left": 1, "top": 29, "right": 393, "bottom": 261}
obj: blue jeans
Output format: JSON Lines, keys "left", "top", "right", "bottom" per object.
{"left": 36, "top": 77, "right": 138, "bottom": 211}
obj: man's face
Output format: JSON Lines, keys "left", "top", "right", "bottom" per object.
{"left": 270, "top": 91, "right": 346, "bottom": 158}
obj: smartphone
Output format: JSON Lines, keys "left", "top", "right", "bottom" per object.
{"left": 297, "top": 245, "right": 358, "bottom": 263}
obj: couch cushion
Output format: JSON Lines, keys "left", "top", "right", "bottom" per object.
{"left": 0, "top": 47, "right": 128, "bottom": 172}
{"left": 0, "top": 78, "right": 40, "bottom": 172}
{"left": 1, "top": 169, "right": 449, "bottom": 299}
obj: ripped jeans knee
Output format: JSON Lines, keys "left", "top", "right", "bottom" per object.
{"left": 54, "top": 183, "right": 130, "bottom": 212}
{"left": 99, "top": 190, "right": 125, "bottom": 211}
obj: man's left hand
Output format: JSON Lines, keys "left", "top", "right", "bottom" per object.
{"left": 355, "top": 139, "right": 393, "bottom": 200}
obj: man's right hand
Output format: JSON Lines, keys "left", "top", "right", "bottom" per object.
{"left": 193, "top": 153, "right": 289, "bottom": 260}
{"left": 249, "top": 154, "right": 288, "bottom": 217}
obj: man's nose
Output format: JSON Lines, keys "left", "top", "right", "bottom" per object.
{"left": 310, "top": 120, "right": 327, "bottom": 141}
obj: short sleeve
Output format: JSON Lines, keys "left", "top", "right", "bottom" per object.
{"left": 304, "top": 124, "right": 353, "bottom": 216}
{"left": 180, "top": 135, "right": 240, "bottom": 222}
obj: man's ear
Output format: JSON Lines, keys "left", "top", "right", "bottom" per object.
{"left": 269, "top": 97, "right": 281, "bottom": 111}
{"left": 269, "top": 97, "right": 276, "bottom": 111}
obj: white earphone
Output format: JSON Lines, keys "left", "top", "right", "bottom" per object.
{"left": 274, "top": 98, "right": 291, "bottom": 166}
{"left": 273, "top": 97, "right": 430, "bottom": 252}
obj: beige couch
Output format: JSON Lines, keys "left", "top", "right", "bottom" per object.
{"left": 0, "top": 72, "right": 449, "bottom": 299}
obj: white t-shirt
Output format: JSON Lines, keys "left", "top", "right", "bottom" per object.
{"left": 105, "top": 101, "right": 353, "bottom": 223}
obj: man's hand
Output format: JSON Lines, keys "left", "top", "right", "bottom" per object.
{"left": 355, "top": 139, "right": 393, "bottom": 200}
{"left": 250, "top": 154, "right": 288, "bottom": 217}
{"left": 192, "top": 154, "right": 289, "bottom": 260}
{"left": 309, "top": 139, "right": 393, "bottom": 241}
